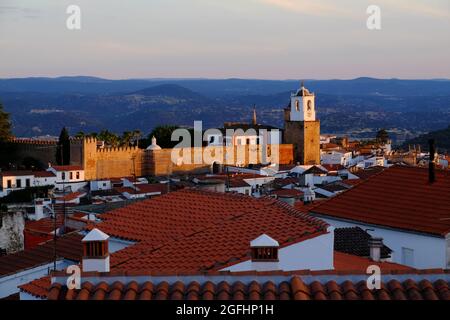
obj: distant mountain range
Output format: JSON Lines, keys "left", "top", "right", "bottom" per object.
{"left": 402, "top": 125, "right": 450, "bottom": 153}
{"left": 0, "top": 77, "right": 449, "bottom": 144}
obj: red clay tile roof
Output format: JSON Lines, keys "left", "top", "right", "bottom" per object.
{"left": 273, "top": 177, "right": 299, "bottom": 187}
{"left": 33, "top": 171, "right": 56, "bottom": 178}
{"left": 353, "top": 166, "right": 386, "bottom": 180}
{"left": 43, "top": 275, "right": 450, "bottom": 300}
{"left": 340, "top": 179, "right": 361, "bottom": 187}
{"left": 333, "top": 252, "right": 409, "bottom": 272}
{"left": 55, "top": 191, "right": 85, "bottom": 201}
{"left": 0, "top": 170, "right": 33, "bottom": 177}
{"left": 25, "top": 216, "right": 64, "bottom": 235}
{"left": 322, "top": 143, "right": 340, "bottom": 149}
{"left": 18, "top": 276, "right": 51, "bottom": 299}
{"left": 92, "top": 189, "right": 329, "bottom": 273}
{"left": 50, "top": 165, "right": 83, "bottom": 172}
{"left": 294, "top": 199, "right": 329, "bottom": 213}
{"left": 115, "top": 184, "right": 167, "bottom": 195}
{"left": 228, "top": 179, "right": 251, "bottom": 188}
{"left": 321, "top": 164, "right": 345, "bottom": 171}
{"left": 303, "top": 166, "right": 328, "bottom": 175}
{"left": 277, "top": 164, "right": 296, "bottom": 171}
{"left": 311, "top": 166, "right": 450, "bottom": 236}
{"left": 16, "top": 251, "right": 414, "bottom": 300}
{"left": 0, "top": 232, "right": 83, "bottom": 277}
{"left": 271, "top": 189, "right": 304, "bottom": 198}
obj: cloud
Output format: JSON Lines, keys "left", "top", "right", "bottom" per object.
{"left": 380, "top": 0, "right": 450, "bottom": 19}
{"left": 257, "top": 0, "right": 352, "bottom": 17}
{"left": 0, "top": 5, "right": 40, "bottom": 17}
{"left": 257, "top": 0, "right": 450, "bottom": 19}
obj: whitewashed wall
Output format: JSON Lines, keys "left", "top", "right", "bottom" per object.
{"left": 221, "top": 228, "right": 334, "bottom": 272}
{"left": 315, "top": 215, "right": 447, "bottom": 269}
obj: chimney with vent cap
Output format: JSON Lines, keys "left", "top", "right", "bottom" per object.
{"left": 82, "top": 228, "right": 110, "bottom": 272}
{"left": 248, "top": 234, "right": 280, "bottom": 271}
{"left": 368, "top": 237, "right": 383, "bottom": 262}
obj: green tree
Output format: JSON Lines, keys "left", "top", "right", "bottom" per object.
{"left": 56, "top": 127, "right": 71, "bottom": 165}
{"left": 97, "top": 129, "right": 120, "bottom": 147}
{"left": 75, "top": 131, "right": 85, "bottom": 138}
{"left": 132, "top": 129, "right": 142, "bottom": 146}
{"left": 376, "top": 129, "right": 390, "bottom": 144}
{"left": 0, "top": 102, "right": 12, "bottom": 142}
{"left": 148, "top": 125, "right": 180, "bottom": 148}
{"left": 121, "top": 131, "right": 133, "bottom": 147}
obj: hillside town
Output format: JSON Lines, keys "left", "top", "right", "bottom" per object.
{"left": 0, "top": 83, "right": 449, "bottom": 301}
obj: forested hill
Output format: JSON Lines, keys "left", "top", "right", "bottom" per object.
{"left": 402, "top": 125, "right": 450, "bottom": 152}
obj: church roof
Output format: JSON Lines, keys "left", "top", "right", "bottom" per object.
{"left": 293, "top": 83, "right": 314, "bottom": 97}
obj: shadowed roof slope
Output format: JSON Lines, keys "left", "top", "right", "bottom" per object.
{"left": 0, "top": 232, "right": 83, "bottom": 277}
{"left": 311, "top": 166, "right": 450, "bottom": 236}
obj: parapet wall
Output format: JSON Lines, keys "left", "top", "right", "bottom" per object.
{"left": 9, "top": 138, "right": 57, "bottom": 168}
{"left": 147, "top": 144, "right": 294, "bottom": 176}
{"left": 73, "top": 137, "right": 294, "bottom": 179}
{"left": 81, "top": 137, "right": 144, "bottom": 180}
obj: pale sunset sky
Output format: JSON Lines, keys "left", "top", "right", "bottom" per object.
{"left": 0, "top": 0, "right": 449, "bottom": 79}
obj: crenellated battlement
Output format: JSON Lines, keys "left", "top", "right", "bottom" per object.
{"left": 9, "top": 138, "right": 57, "bottom": 145}
{"left": 96, "top": 145, "right": 139, "bottom": 153}
{"left": 84, "top": 136, "right": 98, "bottom": 144}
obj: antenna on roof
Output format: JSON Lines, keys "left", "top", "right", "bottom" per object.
{"left": 428, "top": 139, "right": 436, "bottom": 184}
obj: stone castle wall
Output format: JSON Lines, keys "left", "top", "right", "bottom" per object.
{"left": 76, "top": 137, "right": 294, "bottom": 179}
{"left": 9, "top": 138, "right": 57, "bottom": 168}
{"left": 78, "top": 137, "right": 144, "bottom": 180}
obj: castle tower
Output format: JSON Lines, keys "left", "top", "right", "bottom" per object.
{"left": 283, "top": 82, "right": 320, "bottom": 165}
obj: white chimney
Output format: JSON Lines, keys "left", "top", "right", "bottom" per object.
{"left": 250, "top": 234, "right": 280, "bottom": 271}
{"left": 368, "top": 237, "right": 383, "bottom": 262}
{"left": 82, "top": 228, "right": 110, "bottom": 272}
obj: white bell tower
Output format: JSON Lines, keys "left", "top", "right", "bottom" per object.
{"left": 289, "top": 82, "right": 316, "bottom": 122}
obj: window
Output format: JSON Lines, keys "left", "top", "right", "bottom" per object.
{"left": 307, "top": 100, "right": 312, "bottom": 110}
{"left": 401, "top": 247, "right": 414, "bottom": 266}
{"left": 237, "top": 139, "right": 242, "bottom": 145}
{"left": 70, "top": 172, "right": 73, "bottom": 180}
{"left": 62, "top": 172, "right": 66, "bottom": 180}
{"left": 25, "top": 179, "right": 31, "bottom": 187}
{"left": 246, "top": 138, "right": 250, "bottom": 145}
{"left": 251, "top": 247, "right": 278, "bottom": 261}
{"left": 295, "top": 100, "right": 299, "bottom": 111}
{"left": 7, "top": 180, "right": 12, "bottom": 189}
{"left": 16, "top": 179, "right": 22, "bottom": 188}
{"left": 76, "top": 172, "right": 80, "bottom": 179}
{"left": 209, "top": 136, "right": 215, "bottom": 143}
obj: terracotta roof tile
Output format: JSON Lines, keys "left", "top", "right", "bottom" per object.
{"left": 43, "top": 275, "right": 450, "bottom": 300}
{"left": 50, "top": 165, "right": 83, "bottom": 172}
{"left": 311, "top": 166, "right": 450, "bottom": 236}
{"left": 0, "top": 232, "right": 83, "bottom": 277}
{"left": 94, "top": 189, "right": 329, "bottom": 273}
{"left": 18, "top": 276, "right": 51, "bottom": 299}
{"left": 34, "top": 171, "right": 56, "bottom": 178}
